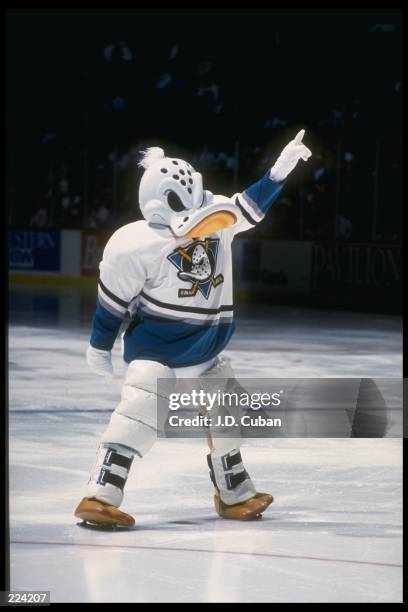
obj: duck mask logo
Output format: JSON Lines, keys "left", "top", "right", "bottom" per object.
{"left": 138, "top": 147, "right": 238, "bottom": 238}
{"left": 167, "top": 238, "right": 224, "bottom": 299}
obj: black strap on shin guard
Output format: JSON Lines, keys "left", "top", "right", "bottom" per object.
{"left": 97, "top": 468, "right": 126, "bottom": 491}
{"left": 227, "top": 470, "right": 249, "bottom": 490}
{"left": 207, "top": 452, "right": 249, "bottom": 492}
{"left": 223, "top": 450, "right": 243, "bottom": 470}
{"left": 103, "top": 449, "right": 133, "bottom": 471}
{"left": 96, "top": 447, "right": 134, "bottom": 491}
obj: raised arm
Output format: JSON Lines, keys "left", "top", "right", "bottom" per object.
{"left": 232, "top": 130, "right": 312, "bottom": 234}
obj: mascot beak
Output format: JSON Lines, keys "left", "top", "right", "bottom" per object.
{"left": 184, "top": 211, "right": 237, "bottom": 238}
{"left": 170, "top": 201, "right": 238, "bottom": 238}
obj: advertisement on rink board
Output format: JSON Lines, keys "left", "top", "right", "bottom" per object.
{"left": 8, "top": 229, "right": 61, "bottom": 272}
{"left": 311, "top": 242, "right": 402, "bottom": 310}
{"left": 80, "top": 229, "right": 111, "bottom": 277}
{"left": 233, "top": 238, "right": 311, "bottom": 294}
{"left": 232, "top": 239, "right": 401, "bottom": 311}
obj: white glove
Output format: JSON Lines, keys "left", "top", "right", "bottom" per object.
{"left": 86, "top": 345, "right": 114, "bottom": 378}
{"left": 270, "top": 129, "right": 312, "bottom": 182}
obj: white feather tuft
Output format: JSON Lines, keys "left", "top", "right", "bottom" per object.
{"left": 138, "top": 147, "right": 165, "bottom": 169}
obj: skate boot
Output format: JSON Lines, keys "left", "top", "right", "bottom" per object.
{"left": 207, "top": 449, "right": 273, "bottom": 520}
{"left": 213, "top": 491, "right": 274, "bottom": 520}
{"left": 75, "top": 443, "right": 136, "bottom": 528}
{"left": 75, "top": 497, "right": 135, "bottom": 527}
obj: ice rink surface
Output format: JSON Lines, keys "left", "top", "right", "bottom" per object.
{"left": 8, "top": 285, "right": 403, "bottom": 603}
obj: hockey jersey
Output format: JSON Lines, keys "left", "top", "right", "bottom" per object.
{"left": 90, "top": 172, "right": 284, "bottom": 367}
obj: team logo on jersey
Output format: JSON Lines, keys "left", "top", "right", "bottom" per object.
{"left": 167, "top": 238, "right": 224, "bottom": 299}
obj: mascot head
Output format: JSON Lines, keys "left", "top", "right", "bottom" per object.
{"left": 138, "top": 147, "right": 237, "bottom": 238}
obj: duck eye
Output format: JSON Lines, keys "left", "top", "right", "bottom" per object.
{"left": 167, "top": 190, "right": 185, "bottom": 212}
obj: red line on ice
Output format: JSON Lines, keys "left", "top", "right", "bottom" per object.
{"left": 10, "top": 540, "right": 401, "bottom": 568}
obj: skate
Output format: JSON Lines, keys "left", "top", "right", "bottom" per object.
{"left": 207, "top": 450, "right": 273, "bottom": 520}
{"left": 214, "top": 490, "right": 273, "bottom": 520}
{"left": 74, "top": 497, "right": 135, "bottom": 529}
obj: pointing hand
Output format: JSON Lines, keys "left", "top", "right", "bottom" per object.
{"left": 270, "top": 129, "right": 312, "bottom": 181}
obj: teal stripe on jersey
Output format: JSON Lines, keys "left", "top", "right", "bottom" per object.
{"left": 123, "top": 316, "right": 235, "bottom": 367}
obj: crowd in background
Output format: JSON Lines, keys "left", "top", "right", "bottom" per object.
{"left": 8, "top": 11, "right": 402, "bottom": 243}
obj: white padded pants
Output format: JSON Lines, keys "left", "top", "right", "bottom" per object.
{"left": 86, "top": 360, "right": 174, "bottom": 505}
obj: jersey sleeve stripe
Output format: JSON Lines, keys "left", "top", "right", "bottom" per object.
{"left": 98, "top": 279, "right": 129, "bottom": 309}
{"left": 98, "top": 291, "right": 127, "bottom": 319}
{"left": 235, "top": 195, "right": 262, "bottom": 226}
{"left": 239, "top": 192, "right": 265, "bottom": 220}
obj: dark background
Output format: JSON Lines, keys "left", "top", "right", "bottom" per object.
{"left": 6, "top": 8, "right": 403, "bottom": 311}
{"left": 6, "top": 9, "right": 402, "bottom": 238}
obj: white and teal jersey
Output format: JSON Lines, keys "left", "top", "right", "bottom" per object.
{"left": 90, "top": 173, "right": 284, "bottom": 367}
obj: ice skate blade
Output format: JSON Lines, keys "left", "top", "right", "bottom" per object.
{"left": 77, "top": 521, "right": 135, "bottom": 532}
